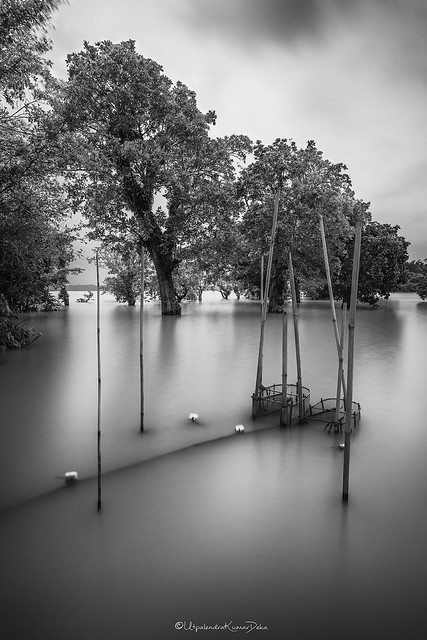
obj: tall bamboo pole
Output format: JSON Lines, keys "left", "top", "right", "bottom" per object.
{"left": 288, "top": 252, "right": 304, "bottom": 422}
{"left": 319, "top": 214, "right": 347, "bottom": 402}
{"left": 335, "top": 304, "right": 347, "bottom": 427}
{"left": 253, "top": 192, "right": 280, "bottom": 412}
{"left": 260, "top": 253, "right": 264, "bottom": 306}
{"left": 140, "top": 242, "right": 144, "bottom": 432}
{"left": 96, "top": 249, "right": 102, "bottom": 511}
{"left": 280, "top": 310, "right": 288, "bottom": 427}
{"left": 342, "top": 219, "right": 363, "bottom": 501}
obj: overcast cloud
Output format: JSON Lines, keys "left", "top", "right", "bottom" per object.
{"left": 49, "top": 0, "right": 427, "bottom": 259}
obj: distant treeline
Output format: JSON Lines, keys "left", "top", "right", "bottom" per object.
{"left": 50, "top": 285, "right": 99, "bottom": 291}
{"left": 68, "top": 284, "right": 98, "bottom": 291}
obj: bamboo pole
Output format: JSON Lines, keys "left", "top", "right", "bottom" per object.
{"left": 288, "top": 252, "right": 304, "bottom": 422}
{"left": 334, "top": 304, "right": 347, "bottom": 427}
{"left": 96, "top": 249, "right": 102, "bottom": 512}
{"left": 342, "top": 219, "right": 363, "bottom": 501}
{"left": 253, "top": 192, "right": 280, "bottom": 413}
{"left": 319, "top": 214, "right": 347, "bottom": 402}
{"left": 140, "top": 242, "right": 144, "bottom": 432}
{"left": 260, "top": 253, "right": 264, "bottom": 306}
{"left": 280, "top": 310, "right": 288, "bottom": 427}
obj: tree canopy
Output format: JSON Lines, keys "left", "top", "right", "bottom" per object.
{"left": 238, "top": 138, "right": 364, "bottom": 310}
{"left": 0, "top": 0, "right": 79, "bottom": 328}
{"left": 333, "top": 221, "right": 409, "bottom": 306}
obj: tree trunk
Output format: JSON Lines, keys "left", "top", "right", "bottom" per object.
{"left": 119, "top": 160, "right": 181, "bottom": 315}
{"left": 150, "top": 245, "right": 181, "bottom": 315}
{"left": 219, "top": 284, "right": 231, "bottom": 299}
{"left": 268, "top": 269, "right": 287, "bottom": 313}
{"left": 294, "top": 275, "right": 301, "bottom": 304}
{"left": 59, "top": 286, "right": 70, "bottom": 306}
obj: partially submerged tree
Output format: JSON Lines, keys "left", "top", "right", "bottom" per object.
{"left": 239, "top": 139, "right": 361, "bottom": 310}
{"left": 0, "top": 182, "right": 79, "bottom": 312}
{"left": 334, "top": 221, "right": 410, "bottom": 306}
{"left": 400, "top": 259, "right": 427, "bottom": 300}
{"left": 100, "top": 237, "right": 142, "bottom": 306}
{"left": 416, "top": 276, "right": 427, "bottom": 301}
{"left": 58, "top": 40, "right": 248, "bottom": 315}
{"left": 0, "top": 0, "right": 79, "bottom": 323}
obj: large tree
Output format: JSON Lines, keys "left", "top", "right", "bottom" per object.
{"left": 238, "top": 139, "right": 363, "bottom": 310}
{"left": 58, "top": 40, "right": 248, "bottom": 315}
{"left": 334, "top": 221, "right": 409, "bottom": 306}
{"left": 0, "top": 0, "right": 79, "bottom": 321}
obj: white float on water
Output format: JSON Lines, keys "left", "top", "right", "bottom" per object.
{"left": 189, "top": 413, "right": 199, "bottom": 422}
{"left": 65, "top": 471, "right": 78, "bottom": 484}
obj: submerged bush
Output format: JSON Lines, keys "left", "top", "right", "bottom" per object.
{"left": 0, "top": 318, "right": 42, "bottom": 349}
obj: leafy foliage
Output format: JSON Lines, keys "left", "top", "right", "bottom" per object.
{"left": 400, "top": 259, "right": 427, "bottom": 299}
{"left": 0, "top": 0, "right": 65, "bottom": 106}
{"left": 416, "top": 278, "right": 427, "bottom": 300}
{"left": 100, "top": 237, "right": 142, "bottom": 306}
{"left": 0, "top": 317, "right": 41, "bottom": 348}
{"left": 0, "top": 99, "right": 80, "bottom": 311}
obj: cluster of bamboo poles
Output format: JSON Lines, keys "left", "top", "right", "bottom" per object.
{"left": 95, "top": 200, "right": 362, "bottom": 509}
{"left": 253, "top": 191, "right": 305, "bottom": 427}
{"left": 253, "top": 194, "right": 362, "bottom": 501}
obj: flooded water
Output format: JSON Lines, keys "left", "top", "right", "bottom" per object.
{"left": 1, "top": 292, "right": 427, "bottom": 639}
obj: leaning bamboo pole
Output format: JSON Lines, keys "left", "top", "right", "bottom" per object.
{"left": 96, "top": 249, "right": 102, "bottom": 511}
{"left": 342, "top": 219, "right": 363, "bottom": 501}
{"left": 319, "top": 214, "right": 347, "bottom": 403}
{"left": 253, "top": 192, "right": 280, "bottom": 413}
{"left": 140, "top": 242, "right": 144, "bottom": 432}
{"left": 335, "top": 304, "right": 347, "bottom": 427}
{"left": 288, "top": 252, "right": 304, "bottom": 422}
{"left": 280, "top": 310, "right": 288, "bottom": 427}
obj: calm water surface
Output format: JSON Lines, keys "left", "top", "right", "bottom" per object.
{"left": 1, "top": 292, "right": 427, "bottom": 639}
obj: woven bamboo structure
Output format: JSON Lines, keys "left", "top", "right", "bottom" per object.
{"left": 252, "top": 382, "right": 311, "bottom": 423}
{"left": 307, "top": 397, "right": 361, "bottom": 433}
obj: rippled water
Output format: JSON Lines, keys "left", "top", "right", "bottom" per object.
{"left": 1, "top": 292, "right": 427, "bottom": 639}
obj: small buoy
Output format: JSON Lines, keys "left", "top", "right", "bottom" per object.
{"left": 189, "top": 413, "right": 199, "bottom": 422}
{"left": 235, "top": 424, "right": 245, "bottom": 434}
{"left": 65, "top": 471, "right": 78, "bottom": 484}
{"left": 339, "top": 443, "right": 345, "bottom": 449}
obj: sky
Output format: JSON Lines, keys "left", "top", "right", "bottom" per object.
{"left": 48, "top": 0, "right": 427, "bottom": 263}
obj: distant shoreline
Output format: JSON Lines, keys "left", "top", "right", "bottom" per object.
{"left": 50, "top": 285, "right": 99, "bottom": 292}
